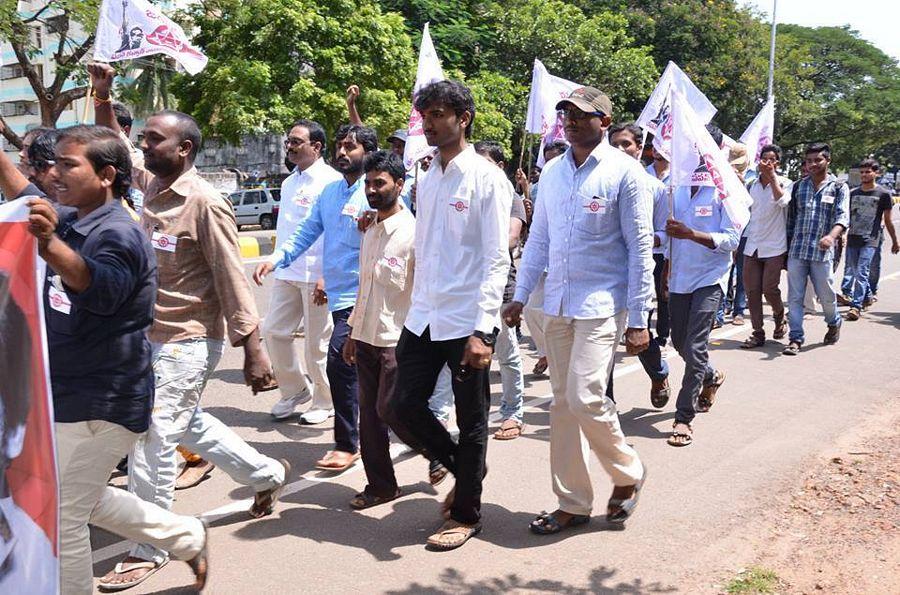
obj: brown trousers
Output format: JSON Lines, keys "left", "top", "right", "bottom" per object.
{"left": 742, "top": 251, "right": 786, "bottom": 334}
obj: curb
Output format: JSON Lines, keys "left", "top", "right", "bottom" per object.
{"left": 239, "top": 234, "right": 276, "bottom": 259}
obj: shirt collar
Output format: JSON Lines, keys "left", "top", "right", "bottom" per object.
{"left": 434, "top": 145, "right": 476, "bottom": 175}
{"left": 67, "top": 200, "right": 122, "bottom": 236}
{"left": 376, "top": 206, "right": 409, "bottom": 235}
{"left": 563, "top": 141, "right": 608, "bottom": 171}
{"left": 297, "top": 158, "right": 327, "bottom": 181}
{"left": 168, "top": 167, "right": 201, "bottom": 197}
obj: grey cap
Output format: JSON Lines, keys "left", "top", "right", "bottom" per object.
{"left": 387, "top": 129, "right": 408, "bottom": 143}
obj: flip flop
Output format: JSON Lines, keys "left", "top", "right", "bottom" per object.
{"left": 315, "top": 450, "right": 360, "bottom": 472}
{"left": 426, "top": 520, "right": 482, "bottom": 550}
{"left": 249, "top": 458, "right": 290, "bottom": 519}
{"left": 350, "top": 488, "right": 402, "bottom": 510}
{"left": 98, "top": 558, "right": 169, "bottom": 592}
{"left": 428, "top": 459, "right": 449, "bottom": 486}
{"left": 606, "top": 466, "right": 648, "bottom": 524}
{"left": 493, "top": 420, "right": 524, "bottom": 440}
{"left": 529, "top": 510, "right": 590, "bottom": 535}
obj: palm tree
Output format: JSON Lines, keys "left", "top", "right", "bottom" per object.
{"left": 117, "top": 56, "right": 178, "bottom": 117}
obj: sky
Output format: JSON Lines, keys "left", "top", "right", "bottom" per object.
{"left": 740, "top": 0, "right": 900, "bottom": 60}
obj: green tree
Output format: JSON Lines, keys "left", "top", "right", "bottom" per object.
{"left": 0, "top": 0, "right": 99, "bottom": 148}
{"left": 174, "top": 0, "right": 416, "bottom": 143}
{"left": 116, "top": 56, "right": 178, "bottom": 118}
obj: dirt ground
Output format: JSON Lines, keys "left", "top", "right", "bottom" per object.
{"left": 713, "top": 408, "right": 900, "bottom": 594}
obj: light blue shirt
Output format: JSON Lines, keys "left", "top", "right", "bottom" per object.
{"left": 269, "top": 177, "right": 368, "bottom": 312}
{"left": 400, "top": 172, "right": 415, "bottom": 212}
{"left": 657, "top": 185, "right": 740, "bottom": 294}
{"left": 514, "top": 143, "right": 655, "bottom": 328}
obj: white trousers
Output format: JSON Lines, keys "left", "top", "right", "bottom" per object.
{"left": 57, "top": 420, "right": 205, "bottom": 595}
{"left": 543, "top": 312, "right": 644, "bottom": 515}
{"left": 262, "top": 278, "right": 333, "bottom": 409}
{"left": 524, "top": 273, "right": 547, "bottom": 357}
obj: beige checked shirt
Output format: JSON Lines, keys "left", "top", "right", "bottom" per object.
{"left": 348, "top": 207, "right": 416, "bottom": 347}
{"left": 131, "top": 147, "right": 259, "bottom": 345}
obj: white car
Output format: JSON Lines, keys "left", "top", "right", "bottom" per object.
{"left": 228, "top": 188, "right": 281, "bottom": 230}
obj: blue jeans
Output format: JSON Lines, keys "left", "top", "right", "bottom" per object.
{"left": 495, "top": 323, "right": 525, "bottom": 423}
{"left": 843, "top": 245, "right": 877, "bottom": 309}
{"left": 327, "top": 308, "right": 360, "bottom": 453}
{"left": 787, "top": 257, "right": 841, "bottom": 344}
{"left": 869, "top": 235, "right": 883, "bottom": 297}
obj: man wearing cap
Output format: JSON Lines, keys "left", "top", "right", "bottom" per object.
{"left": 504, "top": 87, "right": 651, "bottom": 534}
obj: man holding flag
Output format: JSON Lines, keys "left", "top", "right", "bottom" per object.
{"left": 662, "top": 90, "right": 748, "bottom": 447}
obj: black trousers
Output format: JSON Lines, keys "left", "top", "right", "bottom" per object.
{"left": 326, "top": 307, "right": 359, "bottom": 454}
{"left": 393, "top": 326, "right": 490, "bottom": 525}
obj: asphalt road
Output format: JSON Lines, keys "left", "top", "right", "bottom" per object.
{"left": 89, "top": 232, "right": 900, "bottom": 594}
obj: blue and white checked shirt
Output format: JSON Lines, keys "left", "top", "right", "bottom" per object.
{"left": 787, "top": 175, "right": 850, "bottom": 262}
{"left": 268, "top": 177, "right": 369, "bottom": 312}
{"left": 514, "top": 143, "right": 655, "bottom": 328}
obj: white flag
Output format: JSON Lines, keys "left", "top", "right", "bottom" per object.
{"left": 739, "top": 96, "right": 775, "bottom": 169}
{"left": 403, "top": 23, "right": 445, "bottom": 170}
{"left": 669, "top": 89, "right": 751, "bottom": 232}
{"left": 524, "top": 59, "right": 581, "bottom": 167}
{"left": 637, "top": 62, "right": 717, "bottom": 160}
{"left": 94, "top": 0, "right": 208, "bottom": 75}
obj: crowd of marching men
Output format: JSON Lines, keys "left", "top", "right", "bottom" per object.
{"left": 0, "top": 59, "right": 896, "bottom": 594}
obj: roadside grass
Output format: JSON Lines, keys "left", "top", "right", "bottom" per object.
{"left": 724, "top": 566, "right": 781, "bottom": 594}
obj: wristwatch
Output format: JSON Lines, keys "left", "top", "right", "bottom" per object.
{"left": 472, "top": 330, "right": 495, "bottom": 347}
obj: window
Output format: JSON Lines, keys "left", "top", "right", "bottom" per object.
{"left": 0, "top": 64, "right": 43, "bottom": 81}
{"left": 0, "top": 101, "right": 39, "bottom": 117}
{"left": 270, "top": 189, "right": 281, "bottom": 202}
{"left": 243, "top": 191, "right": 261, "bottom": 205}
{"left": 31, "top": 26, "right": 42, "bottom": 49}
{"left": 228, "top": 193, "right": 241, "bottom": 206}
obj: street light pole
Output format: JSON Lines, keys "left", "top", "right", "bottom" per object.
{"left": 767, "top": 0, "right": 778, "bottom": 99}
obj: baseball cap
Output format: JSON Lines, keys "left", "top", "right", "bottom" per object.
{"left": 387, "top": 129, "right": 408, "bottom": 143}
{"left": 555, "top": 87, "right": 613, "bottom": 117}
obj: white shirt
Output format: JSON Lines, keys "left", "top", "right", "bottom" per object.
{"left": 273, "top": 159, "right": 343, "bottom": 283}
{"left": 743, "top": 177, "right": 792, "bottom": 258}
{"left": 514, "top": 143, "right": 655, "bottom": 328}
{"left": 405, "top": 146, "right": 512, "bottom": 340}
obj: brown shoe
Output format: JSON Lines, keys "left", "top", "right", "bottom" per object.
{"left": 773, "top": 318, "right": 787, "bottom": 340}
{"left": 650, "top": 378, "right": 670, "bottom": 408}
{"left": 176, "top": 459, "right": 215, "bottom": 490}
{"left": 836, "top": 294, "right": 852, "bottom": 307}
{"left": 845, "top": 307, "right": 860, "bottom": 321}
{"left": 823, "top": 324, "right": 841, "bottom": 345}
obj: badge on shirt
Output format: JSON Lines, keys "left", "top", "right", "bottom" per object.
{"left": 381, "top": 255, "right": 406, "bottom": 270}
{"left": 341, "top": 202, "right": 360, "bottom": 219}
{"left": 582, "top": 196, "right": 607, "bottom": 215}
{"left": 821, "top": 191, "right": 835, "bottom": 204}
{"left": 448, "top": 196, "right": 470, "bottom": 213}
{"left": 293, "top": 193, "right": 312, "bottom": 207}
{"left": 694, "top": 205, "right": 713, "bottom": 217}
{"left": 48, "top": 283, "right": 72, "bottom": 315}
{"left": 151, "top": 230, "right": 178, "bottom": 252}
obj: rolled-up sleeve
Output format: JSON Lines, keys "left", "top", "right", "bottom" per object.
{"left": 68, "top": 226, "right": 149, "bottom": 316}
{"left": 619, "top": 172, "right": 655, "bottom": 328}
{"left": 834, "top": 183, "right": 850, "bottom": 229}
{"left": 474, "top": 169, "right": 512, "bottom": 333}
{"left": 197, "top": 199, "right": 259, "bottom": 345}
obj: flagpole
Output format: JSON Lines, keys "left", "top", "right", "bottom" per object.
{"left": 767, "top": 0, "right": 778, "bottom": 99}
{"left": 518, "top": 128, "right": 528, "bottom": 171}
{"left": 82, "top": 84, "right": 92, "bottom": 124}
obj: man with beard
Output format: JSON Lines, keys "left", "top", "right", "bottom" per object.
{"left": 264, "top": 120, "right": 342, "bottom": 425}
{"left": 255, "top": 125, "right": 376, "bottom": 472}
{"left": 89, "top": 63, "right": 288, "bottom": 591}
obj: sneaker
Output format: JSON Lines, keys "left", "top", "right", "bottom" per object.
{"left": 823, "top": 324, "right": 841, "bottom": 345}
{"left": 845, "top": 307, "right": 860, "bottom": 321}
{"left": 836, "top": 294, "right": 852, "bottom": 307}
{"left": 782, "top": 341, "right": 801, "bottom": 356}
{"left": 270, "top": 389, "right": 312, "bottom": 420}
{"left": 300, "top": 408, "right": 335, "bottom": 425}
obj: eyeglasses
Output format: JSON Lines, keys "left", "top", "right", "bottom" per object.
{"left": 283, "top": 138, "right": 308, "bottom": 148}
{"left": 558, "top": 108, "right": 604, "bottom": 121}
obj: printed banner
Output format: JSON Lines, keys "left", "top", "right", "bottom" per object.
{"left": 669, "top": 90, "right": 752, "bottom": 232}
{"left": 94, "top": 0, "right": 208, "bottom": 75}
{"left": 0, "top": 199, "right": 57, "bottom": 593}
{"left": 525, "top": 59, "right": 581, "bottom": 167}
{"left": 739, "top": 96, "right": 776, "bottom": 169}
{"left": 636, "top": 61, "right": 717, "bottom": 160}
{"left": 403, "top": 22, "right": 445, "bottom": 170}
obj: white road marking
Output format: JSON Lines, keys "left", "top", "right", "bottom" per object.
{"left": 91, "top": 322, "right": 749, "bottom": 564}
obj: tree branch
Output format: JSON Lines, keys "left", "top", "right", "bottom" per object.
{"left": 9, "top": 22, "right": 49, "bottom": 99}
{"left": 22, "top": 3, "right": 54, "bottom": 24}
{"left": 0, "top": 116, "right": 24, "bottom": 150}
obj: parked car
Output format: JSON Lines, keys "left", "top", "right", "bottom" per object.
{"left": 228, "top": 188, "right": 281, "bottom": 230}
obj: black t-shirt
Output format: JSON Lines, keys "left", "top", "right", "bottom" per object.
{"left": 847, "top": 185, "right": 893, "bottom": 248}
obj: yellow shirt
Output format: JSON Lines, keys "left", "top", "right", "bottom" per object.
{"left": 348, "top": 207, "right": 415, "bottom": 347}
